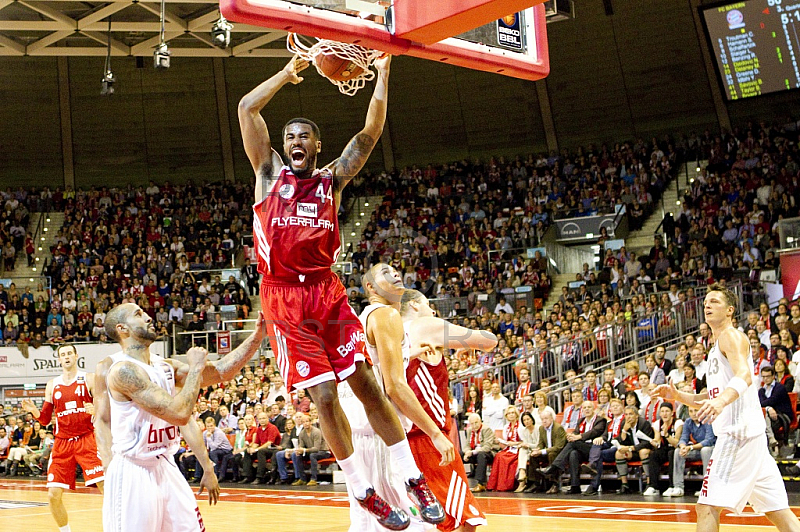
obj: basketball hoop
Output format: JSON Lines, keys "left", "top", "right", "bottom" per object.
{"left": 287, "top": 33, "right": 384, "bottom": 96}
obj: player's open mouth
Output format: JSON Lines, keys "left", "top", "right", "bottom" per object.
{"left": 291, "top": 149, "right": 306, "bottom": 165}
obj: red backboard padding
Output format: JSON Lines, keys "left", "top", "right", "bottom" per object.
{"left": 220, "top": 0, "right": 549, "bottom": 81}
{"left": 393, "top": 0, "right": 546, "bottom": 45}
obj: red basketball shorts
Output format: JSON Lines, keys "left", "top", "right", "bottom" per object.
{"left": 261, "top": 272, "right": 370, "bottom": 391}
{"left": 47, "top": 432, "right": 104, "bottom": 490}
{"left": 408, "top": 433, "right": 487, "bottom": 531}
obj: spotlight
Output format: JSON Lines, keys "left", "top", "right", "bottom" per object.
{"left": 101, "top": 70, "right": 115, "bottom": 96}
{"left": 211, "top": 14, "right": 233, "bottom": 49}
{"left": 154, "top": 43, "right": 171, "bottom": 69}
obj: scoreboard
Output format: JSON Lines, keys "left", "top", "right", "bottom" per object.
{"left": 701, "top": 0, "right": 800, "bottom": 99}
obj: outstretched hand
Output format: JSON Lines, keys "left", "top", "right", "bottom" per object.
{"left": 651, "top": 383, "right": 678, "bottom": 402}
{"left": 283, "top": 55, "right": 309, "bottom": 84}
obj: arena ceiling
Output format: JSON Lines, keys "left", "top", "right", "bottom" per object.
{"left": 0, "top": 0, "right": 294, "bottom": 57}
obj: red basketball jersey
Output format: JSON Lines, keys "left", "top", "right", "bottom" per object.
{"left": 252, "top": 166, "right": 342, "bottom": 283}
{"left": 407, "top": 356, "right": 452, "bottom": 438}
{"left": 51, "top": 371, "right": 94, "bottom": 439}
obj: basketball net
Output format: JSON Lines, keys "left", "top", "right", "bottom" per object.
{"left": 287, "top": 33, "right": 383, "bottom": 96}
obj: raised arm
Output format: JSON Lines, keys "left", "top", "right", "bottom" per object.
{"left": 407, "top": 316, "right": 498, "bottom": 353}
{"left": 369, "top": 306, "right": 455, "bottom": 466}
{"left": 93, "top": 357, "right": 114, "bottom": 467}
{"left": 108, "top": 348, "right": 208, "bottom": 426}
{"left": 239, "top": 56, "right": 308, "bottom": 199}
{"left": 172, "top": 312, "right": 266, "bottom": 388}
{"left": 332, "top": 56, "right": 391, "bottom": 191}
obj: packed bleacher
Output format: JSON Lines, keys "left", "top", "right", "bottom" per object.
{"left": 2, "top": 119, "right": 800, "bottom": 496}
{"left": 0, "top": 182, "right": 256, "bottom": 347}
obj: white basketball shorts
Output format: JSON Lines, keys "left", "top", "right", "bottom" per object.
{"left": 103, "top": 454, "right": 206, "bottom": 532}
{"left": 698, "top": 432, "right": 788, "bottom": 514}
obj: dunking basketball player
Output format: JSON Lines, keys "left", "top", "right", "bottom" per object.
{"left": 654, "top": 284, "right": 800, "bottom": 532}
{"left": 239, "top": 55, "right": 442, "bottom": 530}
{"left": 401, "top": 289, "right": 494, "bottom": 532}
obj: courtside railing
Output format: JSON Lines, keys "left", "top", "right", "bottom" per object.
{"left": 450, "top": 280, "right": 743, "bottom": 411}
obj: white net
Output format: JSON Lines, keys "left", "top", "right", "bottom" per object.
{"left": 287, "top": 33, "right": 384, "bottom": 96}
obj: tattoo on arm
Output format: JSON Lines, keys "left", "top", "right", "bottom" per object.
{"left": 113, "top": 362, "right": 203, "bottom": 425}
{"left": 204, "top": 332, "right": 263, "bottom": 387}
{"left": 337, "top": 133, "right": 375, "bottom": 181}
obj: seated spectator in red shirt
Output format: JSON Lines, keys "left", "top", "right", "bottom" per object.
{"left": 240, "top": 412, "right": 281, "bottom": 485}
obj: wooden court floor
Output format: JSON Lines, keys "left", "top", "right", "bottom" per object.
{"left": 0, "top": 478, "right": 793, "bottom": 531}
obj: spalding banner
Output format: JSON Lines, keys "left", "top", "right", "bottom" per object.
{"left": 780, "top": 250, "right": 800, "bottom": 301}
{"left": 0, "top": 342, "right": 167, "bottom": 385}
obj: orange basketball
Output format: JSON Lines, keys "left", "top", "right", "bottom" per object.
{"left": 315, "top": 52, "right": 364, "bottom": 82}
{"left": 502, "top": 14, "right": 517, "bottom": 26}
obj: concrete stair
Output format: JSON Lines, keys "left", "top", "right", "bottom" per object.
{"left": 624, "top": 165, "right": 686, "bottom": 257}
{"left": 339, "top": 195, "right": 382, "bottom": 263}
{"left": 542, "top": 273, "right": 575, "bottom": 312}
{"left": 8, "top": 212, "right": 65, "bottom": 281}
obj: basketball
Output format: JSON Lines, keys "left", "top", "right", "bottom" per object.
{"left": 315, "top": 52, "right": 364, "bottom": 82}
{"left": 502, "top": 14, "right": 516, "bottom": 26}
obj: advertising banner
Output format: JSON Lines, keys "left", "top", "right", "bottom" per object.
{"left": 0, "top": 341, "right": 167, "bottom": 385}
{"left": 555, "top": 213, "right": 619, "bottom": 240}
{"left": 217, "top": 331, "right": 232, "bottom": 355}
{"left": 780, "top": 250, "right": 800, "bottom": 300}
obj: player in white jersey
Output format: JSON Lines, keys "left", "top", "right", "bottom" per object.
{"left": 339, "top": 263, "right": 452, "bottom": 530}
{"left": 98, "top": 303, "right": 267, "bottom": 532}
{"left": 654, "top": 284, "right": 800, "bottom": 532}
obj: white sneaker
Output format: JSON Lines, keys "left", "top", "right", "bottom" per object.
{"left": 643, "top": 487, "right": 659, "bottom": 496}
{"left": 662, "top": 488, "right": 675, "bottom": 497}
{"left": 693, "top": 490, "right": 701, "bottom": 497}
{"left": 670, "top": 488, "right": 685, "bottom": 497}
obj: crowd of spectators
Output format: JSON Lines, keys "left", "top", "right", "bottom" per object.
{"left": 0, "top": 182, "right": 256, "bottom": 348}
{"left": 3, "top": 118, "right": 800, "bottom": 494}
{"left": 664, "top": 121, "right": 799, "bottom": 285}
{"left": 455, "top": 294, "right": 800, "bottom": 494}
{"left": 174, "top": 364, "right": 333, "bottom": 486}
{"left": 344, "top": 136, "right": 679, "bottom": 308}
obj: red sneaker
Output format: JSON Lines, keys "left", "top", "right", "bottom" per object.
{"left": 406, "top": 476, "right": 445, "bottom": 524}
{"left": 356, "top": 487, "right": 411, "bottom": 531}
